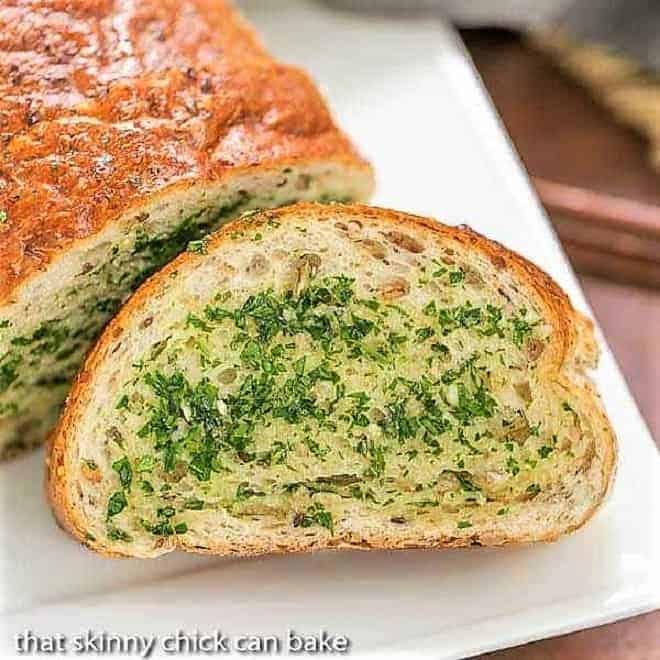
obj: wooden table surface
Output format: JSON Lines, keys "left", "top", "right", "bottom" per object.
{"left": 462, "top": 29, "right": 660, "bottom": 290}
{"left": 463, "top": 29, "right": 660, "bottom": 205}
{"left": 462, "top": 30, "right": 660, "bottom": 660}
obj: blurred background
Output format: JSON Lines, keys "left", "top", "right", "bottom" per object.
{"left": 324, "top": 1, "right": 660, "bottom": 658}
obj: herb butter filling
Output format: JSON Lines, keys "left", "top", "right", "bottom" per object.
{"left": 0, "top": 201, "right": 246, "bottom": 453}
{"left": 98, "top": 269, "right": 579, "bottom": 544}
{"left": 0, "top": 184, "right": 353, "bottom": 456}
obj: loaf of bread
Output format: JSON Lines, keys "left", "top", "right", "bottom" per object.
{"left": 0, "top": 0, "right": 373, "bottom": 458}
{"left": 47, "top": 204, "right": 616, "bottom": 558}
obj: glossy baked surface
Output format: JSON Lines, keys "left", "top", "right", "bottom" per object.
{"left": 0, "top": 0, "right": 368, "bottom": 302}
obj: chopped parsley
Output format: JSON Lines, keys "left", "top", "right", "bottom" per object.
{"left": 449, "top": 269, "right": 465, "bottom": 285}
{"left": 108, "top": 528, "right": 133, "bottom": 542}
{"left": 511, "top": 310, "right": 537, "bottom": 347}
{"left": 107, "top": 491, "right": 127, "bottom": 518}
{"left": 98, "top": 267, "right": 552, "bottom": 546}
{"left": 538, "top": 445, "right": 554, "bottom": 459}
{"left": 187, "top": 236, "right": 210, "bottom": 254}
{"left": 112, "top": 457, "right": 132, "bottom": 490}
{"left": 293, "top": 503, "right": 334, "bottom": 533}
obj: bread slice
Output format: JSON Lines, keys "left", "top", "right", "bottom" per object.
{"left": 48, "top": 204, "right": 616, "bottom": 558}
{"left": 0, "top": 0, "right": 373, "bottom": 458}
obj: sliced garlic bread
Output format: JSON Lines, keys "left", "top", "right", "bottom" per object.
{"left": 48, "top": 204, "right": 616, "bottom": 558}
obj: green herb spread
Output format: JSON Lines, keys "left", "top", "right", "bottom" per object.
{"left": 102, "top": 270, "right": 566, "bottom": 542}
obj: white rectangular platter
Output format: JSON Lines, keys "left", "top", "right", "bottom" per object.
{"left": 2, "top": 1, "right": 659, "bottom": 657}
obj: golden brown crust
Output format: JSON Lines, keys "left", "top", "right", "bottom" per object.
{"left": 0, "top": 0, "right": 370, "bottom": 305}
{"left": 47, "top": 203, "right": 617, "bottom": 558}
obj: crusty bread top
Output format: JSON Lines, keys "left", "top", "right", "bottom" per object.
{"left": 0, "top": 0, "right": 371, "bottom": 304}
{"left": 47, "top": 203, "right": 616, "bottom": 558}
